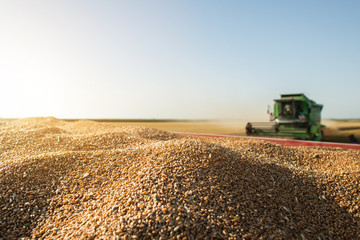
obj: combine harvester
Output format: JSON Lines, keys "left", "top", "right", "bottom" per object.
{"left": 182, "top": 93, "right": 360, "bottom": 150}
{"left": 246, "top": 93, "right": 323, "bottom": 141}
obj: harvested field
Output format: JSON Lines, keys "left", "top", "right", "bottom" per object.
{"left": 105, "top": 119, "right": 360, "bottom": 143}
{"left": 322, "top": 120, "right": 360, "bottom": 143}
{"left": 0, "top": 117, "right": 360, "bottom": 239}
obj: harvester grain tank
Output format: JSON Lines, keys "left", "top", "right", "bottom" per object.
{"left": 246, "top": 94, "right": 323, "bottom": 141}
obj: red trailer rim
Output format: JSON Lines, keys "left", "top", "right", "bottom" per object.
{"left": 177, "top": 132, "right": 360, "bottom": 151}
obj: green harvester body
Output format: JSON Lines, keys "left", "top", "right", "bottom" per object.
{"left": 246, "top": 94, "right": 323, "bottom": 141}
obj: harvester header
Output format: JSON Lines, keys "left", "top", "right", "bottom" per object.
{"left": 246, "top": 93, "right": 323, "bottom": 140}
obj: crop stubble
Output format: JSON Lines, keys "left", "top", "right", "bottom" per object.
{"left": 0, "top": 117, "right": 359, "bottom": 239}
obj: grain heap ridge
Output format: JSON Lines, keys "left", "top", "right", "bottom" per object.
{"left": 0, "top": 117, "right": 359, "bottom": 239}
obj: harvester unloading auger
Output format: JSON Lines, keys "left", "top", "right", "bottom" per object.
{"left": 246, "top": 94, "right": 323, "bottom": 141}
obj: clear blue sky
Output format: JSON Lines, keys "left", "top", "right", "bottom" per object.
{"left": 1, "top": 0, "right": 359, "bottom": 120}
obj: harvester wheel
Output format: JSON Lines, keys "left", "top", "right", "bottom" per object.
{"left": 311, "top": 129, "right": 323, "bottom": 141}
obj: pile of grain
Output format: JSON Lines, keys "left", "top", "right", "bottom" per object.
{"left": 0, "top": 117, "right": 359, "bottom": 239}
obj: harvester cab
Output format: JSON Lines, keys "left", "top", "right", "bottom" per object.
{"left": 246, "top": 94, "right": 323, "bottom": 141}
